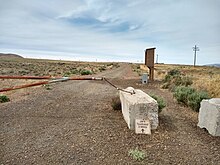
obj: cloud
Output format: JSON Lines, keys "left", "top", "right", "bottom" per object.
{"left": 0, "top": 0, "right": 219, "bottom": 64}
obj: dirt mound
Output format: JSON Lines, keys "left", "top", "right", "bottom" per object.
{"left": 0, "top": 53, "right": 23, "bottom": 59}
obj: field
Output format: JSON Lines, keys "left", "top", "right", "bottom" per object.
{"left": 133, "top": 63, "right": 220, "bottom": 98}
{"left": 0, "top": 57, "right": 220, "bottom": 164}
{"left": 0, "top": 57, "right": 119, "bottom": 99}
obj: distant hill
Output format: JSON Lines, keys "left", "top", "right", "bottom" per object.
{"left": 0, "top": 53, "right": 24, "bottom": 59}
{"left": 205, "top": 64, "right": 220, "bottom": 68}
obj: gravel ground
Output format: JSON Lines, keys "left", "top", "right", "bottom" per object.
{"left": 0, "top": 63, "right": 219, "bottom": 165}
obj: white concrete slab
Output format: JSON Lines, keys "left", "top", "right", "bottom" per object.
{"left": 119, "top": 87, "right": 158, "bottom": 130}
{"left": 198, "top": 98, "right": 220, "bottom": 136}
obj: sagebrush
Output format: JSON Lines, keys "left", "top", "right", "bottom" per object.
{"left": 0, "top": 95, "right": 10, "bottom": 103}
{"left": 111, "top": 96, "right": 121, "bottom": 110}
{"left": 150, "top": 94, "right": 166, "bottom": 113}
{"left": 173, "top": 86, "right": 209, "bottom": 112}
{"left": 128, "top": 148, "right": 145, "bottom": 161}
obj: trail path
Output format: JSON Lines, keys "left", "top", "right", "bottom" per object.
{"left": 0, "top": 63, "right": 219, "bottom": 165}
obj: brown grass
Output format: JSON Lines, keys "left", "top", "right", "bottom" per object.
{"left": 136, "top": 63, "right": 220, "bottom": 98}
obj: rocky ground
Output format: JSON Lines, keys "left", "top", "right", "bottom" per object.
{"left": 0, "top": 63, "right": 219, "bottom": 165}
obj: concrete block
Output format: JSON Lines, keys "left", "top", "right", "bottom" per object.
{"left": 119, "top": 87, "right": 158, "bottom": 130}
{"left": 198, "top": 98, "right": 220, "bottom": 136}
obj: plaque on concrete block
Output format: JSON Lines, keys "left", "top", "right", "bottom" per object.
{"left": 135, "top": 119, "right": 151, "bottom": 134}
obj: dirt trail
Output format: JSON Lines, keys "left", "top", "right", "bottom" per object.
{"left": 0, "top": 63, "right": 219, "bottom": 165}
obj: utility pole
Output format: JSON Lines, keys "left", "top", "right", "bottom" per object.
{"left": 192, "top": 45, "right": 199, "bottom": 67}
{"left": 156, "top": 54, "right": 158, "bottom": 64}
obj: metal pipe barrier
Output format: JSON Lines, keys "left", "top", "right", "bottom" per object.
{"left": 0, "top": 75, "right": 135, "bottom": 94}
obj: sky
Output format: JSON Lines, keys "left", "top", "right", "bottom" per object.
{"left": 0, "top": 0, "right": 220, "bottom": 65}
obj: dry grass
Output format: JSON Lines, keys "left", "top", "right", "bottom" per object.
{"left": 192, "top": 74, "right": 220, "bottom": 98}
{"left": 136, "top": 63, "right": 220, "bottom": 98}
{"left": 0, "top": 57, "right": 120, "bottom": 97}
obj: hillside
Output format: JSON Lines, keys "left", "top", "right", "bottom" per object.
{"left": 0, "top": 53, "right": 23, "bottom": 59}
{"left": 205, "top": 64, "right": 220, "bottom": 68}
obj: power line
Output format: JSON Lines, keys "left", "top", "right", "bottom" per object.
{"left": 192, "top": 45, "right": 199, "bottom": 67}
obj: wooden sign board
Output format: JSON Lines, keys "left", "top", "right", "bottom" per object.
{"left": 145, "top": 48, "right": 155, "bottom": 68}
{"left": 135, "top": 119, "right": 151, "bottom": 135}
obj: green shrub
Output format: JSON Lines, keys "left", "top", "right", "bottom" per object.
{"left": 128, "top": 148, "right": 145, "bottom": 161}
{"left": 70, "top": 69, "right": 79, "bottom": 74}
{"left": 111, "top": 96, "right": 121, "bottom": 110}
{"left": 161, "top": 82, "right": 170, "bottom": 89}
{"left": 173, "top": 86, "right": 209, "bottom": 112}
{"left": 80, "top": 70, "right": 92, "bottom": 75}
{"left": 164, "top": 74, "right": 172, "bottom": 83}
{"left": 107, "top": 63, "right": 114, "bottom": 66}
{"left": 63, "top": 72, "right": 71, "bottom": 77}
{"left": 168, "top": 69, "right": 180, "bottom": 76}
{"left": 43, "top": 84, "right": 52, "bottom": 90}
{"left": 180, "top": 76, "right": 193, "bottom": 86}
{"left": 188, "top": 91, "right": 209, "bottom": 112}
{"left": 0, "top": 95, "right": 10, "bottom": 103}
{"left": 99, "top": 66, "right": 106, "bottom": 72}
{"left": 173, "top": 86, "right": 195, "bottom": 104}
{"left": 150, "top": 95, "right": 166, "bottom": 113}
{"left": 163, "top": 74, "right": 193, "bottom": 90}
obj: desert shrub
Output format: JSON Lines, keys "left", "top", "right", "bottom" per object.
{"left": 70, "top": 69, "right": 79, "bottom": 74}
{"left": 0, "top": 95, "right": 10, "bottom": 103}
{"left": 80, "top": 70, "right": 92, "bottom": 75}
{"left": 163, "top": 73, "right": 193, "bottom": 90}
{"left": 128, "top": 148, "right": 145, "bottom": 161}
{"left": 173, "top": 86, "right": 209, "bottom": 111}
{"left": 164, "top": 74, "right": 172, "bottom": 83}
{"left": 99, "top": 66, "right": 106, "bottom": 72}
{"left": 187, "top": 91, "right": 209, "bottom": 112}
{"left": 172, "top": 75, "right": 182, "bottom": 86}
{"left": 107, "top": 63, "right": 114, "bottom": 66}
{"left": 111, "top": 96, "right": 121, "bottom": 110}
{"left": 173, "top": 86, "right": 195, "bottom": 105}
{"left": 63, "top": 72, "right": 71, "bottom": 77}
{"left": 161, "top": 82, "right": 170, "bottom": 89}
{"left": 180, "top": 76, "right": 193, "bottom": 86}
{"left": 168, "top": 69, "right": 180, "bottom": 76}
{"left": 43, "top": 84, "right": 52, "bottom": 90}
{"left": 113, "top": 63, "right": 120, "bottom": 68}
{"left": 150, "top": 95, "right": 166, "bottom": 113}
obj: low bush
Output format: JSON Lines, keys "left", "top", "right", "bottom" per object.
{"left": 179, "top": 76, "right": 193, "bottom": 86}
{"left": 63, "top": 72, "right": 71, "bottom": 77}
{"left": 173, "top": 86, "right": 209, "bottom": 111}
{"left": 164, "top": 74, "right": 172, "bottom": 83}
{"left": 70, "top": 69, "right": 79, "bottom": 74}
{"left": 99, "top": 66, "right": 106, "bottom": 72}
{"left": 188, "top": 91, "right": 209, "bottom": 112}
{"left": 80, "top": 70, "right": 92, "bottom": 75}
{"left": 150, "top": 94, "right": 166, "bottom": 113}
{"left": 43, "top": 84, "right": 52, "bottom": 90}
{"left": 128, "top": 148, "right": 145, "bottom": 161}
{"left": 0, "top": 95, "right": 10, "bottom": 103}
{"left": 162, "top": 73, "right": 193, "bottom": 90}
{"left": 167, "top": 69, "right": 181, "bottom": 76}
{"left": 111, "top": 96, "right": 121, "bottom": 110}
{"left": 173, "top": 86, "right": 195, "bottom": 105}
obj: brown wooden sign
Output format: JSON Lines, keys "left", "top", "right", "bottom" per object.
{"left": 145, "top": 48, "right": 156, "bottom": 81}
{"left": 145, "top": 48, "right": 156, "bottom": 67}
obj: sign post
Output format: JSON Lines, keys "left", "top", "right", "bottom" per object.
{"left": 145, "top": 48, "right": 156, "bottom": 81}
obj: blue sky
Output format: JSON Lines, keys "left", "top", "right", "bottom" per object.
{"left": 0, "top": 0, "right": 220, "bottom": 64}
